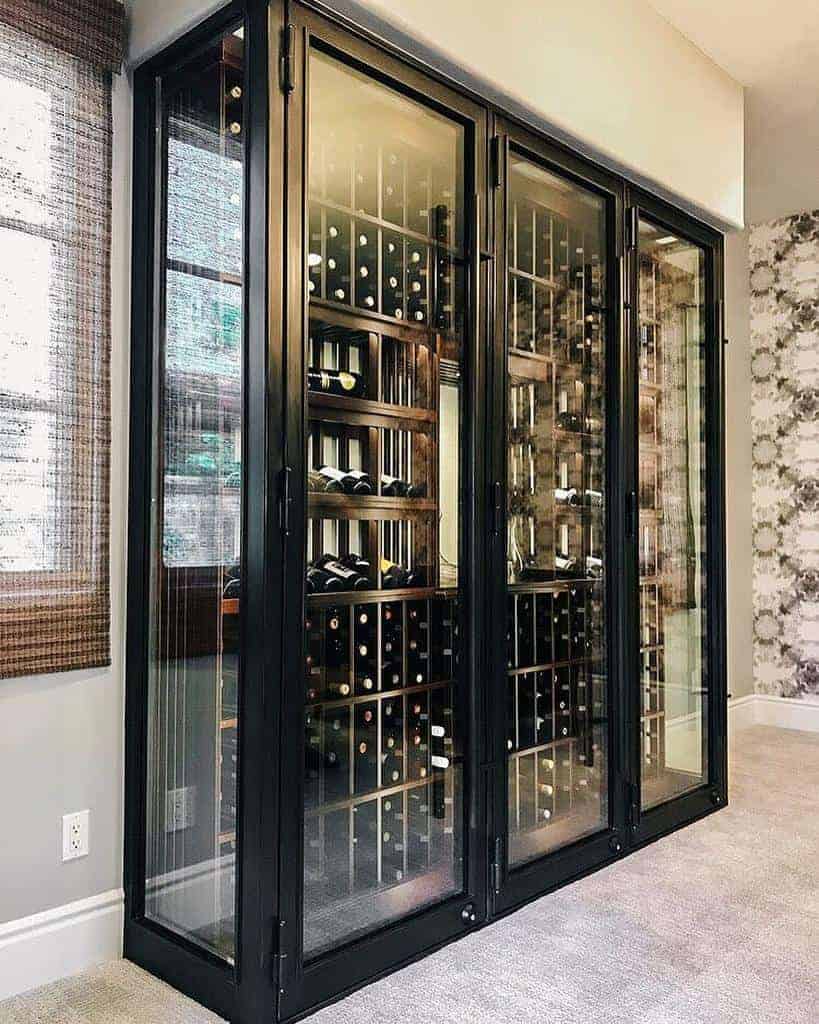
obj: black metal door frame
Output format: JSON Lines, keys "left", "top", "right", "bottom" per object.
{"left": 124, "top": 2, "right": 281, "bottom": 1021}
{"left": 622, "top": 187, "right": 728, "bottom": 849}
{"left": 486, "top": 115, "right": 629, "bottom": 917}
{"left": 275, "top": 2, "right": 490, "bottom": 1018}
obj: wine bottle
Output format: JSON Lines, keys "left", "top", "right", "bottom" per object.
{"left": 307, "top": 368, "right": 365, "bottom": 398}
{"left": 340, "top": 552, "right": 371, "bottom": 575}
{"left": 583, "top": 489, "right": 603, "bottom": 507}
{"left": 305, "top": 566, "right": 343, "bottom": 593}
{"left": 381, "top": 559, "right": 425, "bottom": 589}
{"left": 318, "top": 465, "right": 373, "bottom": 494}
{"left": 554, "top": 487, "right": 579, "bottom": 505}
{"left": 381, "top": 558, "right": 407, "bottom": 588}
{"left": 381, "top": 474, "right": 408, "bottom": 497}
{"left": 555, "top": 554, "right": 578, "bottom": 578}
{"left": 585, "top": 555, "right": 603, "bottom": 577}
{"left": 556, "top": 410, "right": 582, "bottom": 432}
{"left": 314, "top": 555, "right": 369, "bottom": 591}
{"left": 342, "top": 469, "right": 374, "bottom": 495}
{"left": 405, "top": 565, "right": 425, "bottom": 587}
{"left": 308, "top": 468, "right": 343, "bottom": 493}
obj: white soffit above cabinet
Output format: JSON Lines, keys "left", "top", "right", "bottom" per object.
{"left": 127, "top": 0, "right": 745, "bottom": 228}
{"left": 648, "top": 0, "right": 819, "bottom": 223}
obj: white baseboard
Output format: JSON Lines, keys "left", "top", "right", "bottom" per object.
{"left": 728, "top": 694, "right": 758, "bottom": 731}
{"left": 0, "top": 889, "right": 123, "bottom": 1003}
{"left": 729, "top": 693, "right": 819, "bottom": 733}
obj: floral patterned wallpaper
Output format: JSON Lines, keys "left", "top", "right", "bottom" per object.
{"left": 749, "top": 209, "right": 819, "bottom": 699}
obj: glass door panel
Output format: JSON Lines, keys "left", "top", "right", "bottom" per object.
{"left": 637, "top": 219, "right": 708, "bottom": 811}
{"left": 505, "top": 154, "right": 608, "bottom": 868}
{"left": 144, "top": 21, "right": 245, "bottom": 963}
{"left": 302, "top": 46, "right": 467, "bottom": 958}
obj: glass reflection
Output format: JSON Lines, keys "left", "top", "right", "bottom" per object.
{"left": 505, "top": 155, "right": 608, "bottom": 867}
{"left": 637, "top": 220, "right": 707, "bottom": 810}
{"left": 302, "top": 49, "right": 466, "bottom": 958}
{"left": 145, "top": 23, "right": 245, "bottom": 963}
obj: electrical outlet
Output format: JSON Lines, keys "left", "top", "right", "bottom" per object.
{"left": 62, "top": 810, "right": 90, "bottom": 862}
{"left": 166, "top": 786, "right": 197, "bottom": 833}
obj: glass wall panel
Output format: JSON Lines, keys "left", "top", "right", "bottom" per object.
{"left": 302, "top": 48, "right": 466, "bottom": 958}
{"left": 504, "top": 155, "right": 608, "bottom": 867}
{"left": 144, "top": 22, "right": 245, "bottom": 963}
{"left": 637, "top": 219, "right": 707, "bottom": 810}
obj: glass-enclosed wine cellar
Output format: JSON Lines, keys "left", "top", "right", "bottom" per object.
{"left": 125, "top": 3, "right": 726, "bottom": 1022}
{"left": 301, "top": 48, "right": 467, "bottom": 957}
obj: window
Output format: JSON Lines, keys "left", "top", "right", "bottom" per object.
{"left": 0, "top": 9, "right": 122, "bottom": 678}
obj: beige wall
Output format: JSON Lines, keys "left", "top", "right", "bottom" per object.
{"left": 723, "top": 230, "right": 754, "bottom": 699}
{"left": 128, "top": 0, "right": 744, "bottom": 228}
{"left": 745, "top": 75, "right": 819, "bottom": 224}
{"left": 0, "top": 73, "right": 131, "bottom": 925}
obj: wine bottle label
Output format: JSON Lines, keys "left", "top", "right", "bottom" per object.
{"left": 322, "top": 559, "right": 360, "bottom": 581}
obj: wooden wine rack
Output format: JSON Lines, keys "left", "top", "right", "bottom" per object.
{"left": 505, "top": 189, "right": 607, "bottom": 863}
{"left": 638, "top": 250, "right": 666, "bottom": 787}
{"left": 302, "top": 128, "right": 463, "bottom": 956}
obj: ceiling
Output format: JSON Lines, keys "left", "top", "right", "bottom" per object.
{"left": 649, "top": 0, "right": 819, "bottom": 224}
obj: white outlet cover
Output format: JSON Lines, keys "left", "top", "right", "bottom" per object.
{"left": 62, "top": 809, "right": 90, "bottom": 862}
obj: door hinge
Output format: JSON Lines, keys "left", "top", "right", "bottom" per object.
{"left": 279, "top": 466, "right": 293, "bottom": 534}
{"left": 626, "top": 205, "right": 638, "bottom": 251}
{"left": 491, "top": 836, "right": 503, "bottom": 894}
{"left": 273, "top": 918, "right": 287, "bottom": 996}
{"left": 626, "top": 490, "right": 638, "bottom": 541}
{"left": 718, "top": 298, "right": 728, "bottom": 345}
{"left": 490, "top": 134, "right": 504, "bottom": 190}
{"left": 280, "top": 23, "right": 296, "bottom": 94}
{"left": 491, "top": 481, "right": 503, "bottom": 536}
{"left": 628, "top": 781, "right": 641, "bottom": 830}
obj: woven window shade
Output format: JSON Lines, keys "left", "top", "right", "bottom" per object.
{"left": 0, "top": 0, "right": 125, "bottom": 72}
{"left": 0, "top": 15, "right": 115, "bottom": 678}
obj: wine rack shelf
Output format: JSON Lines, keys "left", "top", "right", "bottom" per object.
{"left": 308, "top": 392, "right": 437, "bottom": 426}
{"left": 309, "top": 493, "right": 436, "bottom": 516}
{"left": 639, "top": 247, "right": 668, "bottom": 790}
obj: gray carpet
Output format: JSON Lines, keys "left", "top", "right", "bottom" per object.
{"left": 3, "top": 725, "right": 818, "bottom": 1023}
